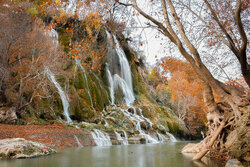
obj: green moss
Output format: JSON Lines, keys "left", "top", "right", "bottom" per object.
{"left": 0, "top": 153, "right": 6, "bottom": 159}
{"left": 26, "top": 7, "right": 39, "bottom": 16}
{"left": 23, "top": 146, "right": 36, "bottom": 155}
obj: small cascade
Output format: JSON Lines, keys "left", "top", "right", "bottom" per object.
{"left": 118, "top": 106, "right": 159, "bottom": 144}
{"left": 138, "top": 108, "right": 153, "bottom": 129}
{"left": 135, "top": 122, "right": 158, "bottom": 144}
{"left": 166, "top": 132, "right": 177, "bottom": 142}
{"left": 91, "top": 129, "right": 112, "bottom": 146}
{"left": 122, "top": 130, "right": 129, "bottom": 145}
{"left": 75, "top": 59, "right": 94, "bottom": 109}
{"left": 47, "top": 28, "right": 59, "bottom": 48}
{"left": 104, "top": 120, "right": 109, "bottom": 127}
{"left": 157, "top": 132, "right": 166, "bottom": 143}
{"left": 46, "top": 68, "right": 72, "bottom": 123}
{"left": 114, "top": 131, "right": 123, "bottom": 141}
{"left": 74, "top": 135, "right": 83, "bottom": 147}
{"left": 114, "top": 131, "right": 128, "bottom": 145}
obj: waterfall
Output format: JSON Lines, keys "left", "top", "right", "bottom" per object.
{"left": 120, "top": 107, "right": 158, "bottom": 144}
{"left": 115, "top": 131, "right": 128, "bottom": 145}
{"left": 114, "top": 131, "right": 123, "bottom": 141}
{"left": 104, "top": 120, "right": 109, "bottom": 127}
{"left": 105, "top": 30, "right": 135, "bottom": 105}
{"left": 135, "top": 121, "right": 158, "bottom": 144}
{"left": 166, "top": 132, "right": 177, "bottom": 142}
{"left": 157, "top": 132, "right": 166, "bottom": 143}
{"left": 113, "top": 74, "right": 135, "bottom": 104}
{"left": 48, "top": 28, "right": 59, "bottom": 48}
{"left": 122, "top": 130, "right": 129, "bottom": 145}
{"left": 106, "top": 65, "right": 115, "bottom": 104}
{"left": 75, "top": 59, "right": 94, "bottom": 109}
{"left": 91, "top": 129, "right": 112, "bottom": 146}
{"left": 46, "top": 68, "right": 72, "bottom": 123}
{"left": 113, "top": 35, "right": 133, "bottom": 92}
{"left": 138, "top": 108, "right": 153, "bottom": 129}
{"left": 74, "top": 135, "right": 83, "bottom": 147}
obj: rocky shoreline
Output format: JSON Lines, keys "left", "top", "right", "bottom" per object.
{"left": 0, "top": 138, "right": 56, "bottom": 159}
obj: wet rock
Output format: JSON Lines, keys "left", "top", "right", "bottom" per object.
{"left": 0, "top": 138, "right": 56, "bottom": 159}
{"left": 181, "top": 143, "right": 203, "bottom": 153}
{"left": 106, "top": 116, "right": 116, "bottom": 123}
{"left": 109, "top": 111, "right": 118, "bottom": 118}
{"left": 0, "top": 107, "right": 17, "bottom": 123}
{"left": 140, "top": 122, "right": 149, "bottom": 130}
{"left": 225, "top": 159, "right": 243, "bottom": 167}
{"left": 157, "top": 124, "right": 168, "bottom": 133}
{"left": 78, "top": 122, "right": 97, "bottom": 129}
{"left": 128, "top": 137, "right": 143, "bottom": 144}
{"left": 127, "top": 107, "right": 135, "bottom": 113}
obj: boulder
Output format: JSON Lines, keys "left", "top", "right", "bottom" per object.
{"left": 181, "top": 143, "right": 203, "bottom": 153}
{"left": 225, "top": 159, "right": 243, "bottom": 167}
{"left": 0, "top": 138, "right": 56, "bottom": 159}
{"left": 0, "top": 107, "right": 17, "bottom": 123}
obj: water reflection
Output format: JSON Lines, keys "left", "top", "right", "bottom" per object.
{"left": 2, "top": 142, "right": 223, "bottom": 167}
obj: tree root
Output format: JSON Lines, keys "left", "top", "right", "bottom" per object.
{"left": 192, "top": 121, "right": 225, "bottom": 161}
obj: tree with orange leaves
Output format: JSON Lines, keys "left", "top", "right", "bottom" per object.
{"left": 159, "top": 57, "right": 207, "bottom": 136}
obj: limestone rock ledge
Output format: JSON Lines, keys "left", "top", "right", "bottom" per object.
{"left": 0, "top": 138, "right": 56, "bottom": 159}
{"left": 181, "top": 143, "right": 203, "bottom": 153}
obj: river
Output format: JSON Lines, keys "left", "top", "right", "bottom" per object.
{"left": 2, "top": 142, "right": 222, "bottom": 167}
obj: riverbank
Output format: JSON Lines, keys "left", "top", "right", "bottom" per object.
{"left": 0, "top": 124, "right": 95, "bottom": 149}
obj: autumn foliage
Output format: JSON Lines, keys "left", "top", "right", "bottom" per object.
{"left": 159, "top": 57, "right": 207, "bottom": 134}
{"left": 0, "top": 4, "right": 63, "bottom": 111}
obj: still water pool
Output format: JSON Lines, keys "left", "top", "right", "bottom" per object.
{"left": 2, "top": 142, "right": 223, "bottom": 167}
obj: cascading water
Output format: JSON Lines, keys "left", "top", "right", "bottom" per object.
{"left": 105, "top": 30, "right": 135, "bottom": 105}
{"left": 120, "top": 107, "right": 158, "bottom": 144}
{"left": 91, "top": 129, "right": 112, "bottom": 146}
{"left": 46, "top": 68, "right": 72, "bottom": 123}
{"left": 74, "top": 135, "right": 83, "bottom": 147}
{"left": 113, "top": 74, "right": 135, "bottom": 104}
{"left": 104, "top": 120, "right": 109, "bottom": 127}
{"left": 106, "top": 64, "right": 115, "bottom": 104}
{"left": 122, "top": 130, "right": 129, "bottom": 145}
{"left": 157, "top": 132, "right": 166, "bottom": 143}
{"left": 75, "top": 58, "right": 94, "bottom": 109}
{"left": 114, "top": 131, "right": 128, "bottom": 145}
{"left": 113, "top": 35, "right": 133, "bottom": 92}
{"left": 166, "top": 132, "right": 177, "bottom": 142}
{"left": 47, "top": 28, "right": 59, "bottom": 49}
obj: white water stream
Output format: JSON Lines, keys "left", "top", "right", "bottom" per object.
{"left": 74, "top": 135, "right": 83, "bottom": 147}
{"left": 105, "top": 30, "right": 135, "bottom": 105}
{"left": 114, "top": 131, "right": 128, "bottom": 145}
{"left": 75, "top": 59, "right": 94, "bottom": 109}
{"left": 166, "top": 132, "right": 177, "bottom": 142}
{"left": 46, "top": 68, "right": 72, "bottom": 123}
{"left": 91, "top": 129, "right": 112, "bottom": 146}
